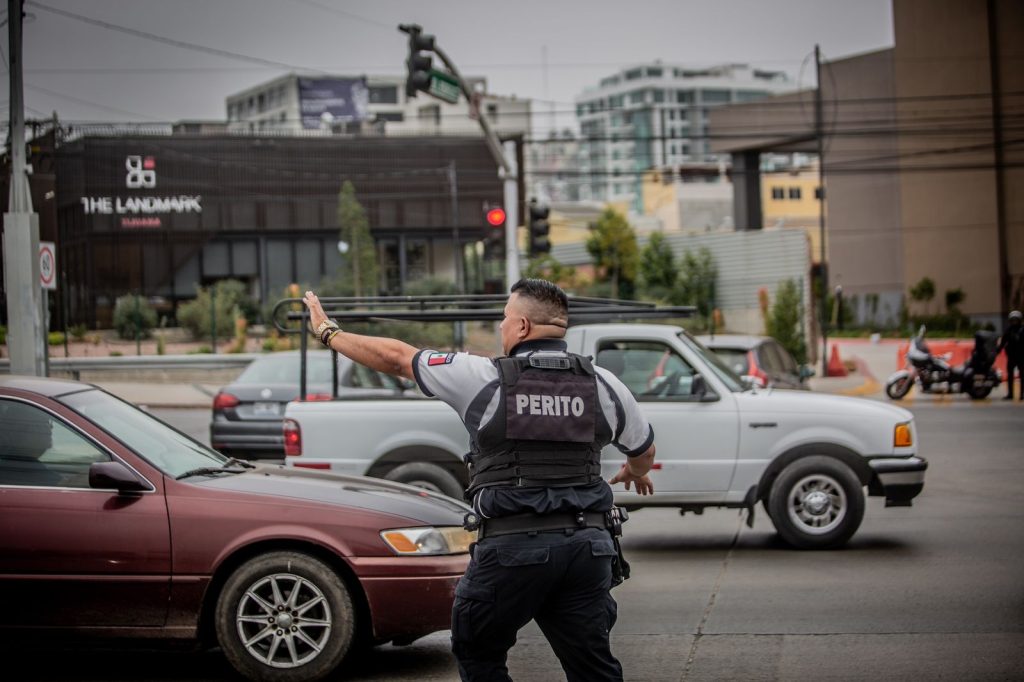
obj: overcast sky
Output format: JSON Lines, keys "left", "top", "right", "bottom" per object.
{"left": 4, "top": 0, "right": 893, "bottom": 133}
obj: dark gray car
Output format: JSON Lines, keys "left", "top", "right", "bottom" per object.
{"left": 210, "top": 351, "right": 414, "bottom": 459}
{"left": 697, "top": 334, "right": 813, "bottom": 390}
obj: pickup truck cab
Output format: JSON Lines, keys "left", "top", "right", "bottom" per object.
{"left": 284, "top": 323, "right": 926, "bottom": 549}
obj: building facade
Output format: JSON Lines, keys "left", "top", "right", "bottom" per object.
{"left": 710, "top": 0, "right": 1022, "bottom": 327}
{"left": 44, "top": 134, "right": 503, "bottom": 328}
{"left": 226, "top": 74, "right": 531, "bottom": 138}
{"left": 574, "top": 63, "right": 793, "bottom": 210}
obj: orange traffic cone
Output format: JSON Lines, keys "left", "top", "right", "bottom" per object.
{"left": 827, "top": 344, "right": 848, "bottom": 377}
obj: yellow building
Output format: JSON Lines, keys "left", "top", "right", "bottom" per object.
{"left": 761, "top": 167, "right": 824, "bottom": 263}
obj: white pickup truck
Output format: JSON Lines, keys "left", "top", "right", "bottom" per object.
{"left": 283, "top": 323, "right": 927, "bottom": 549}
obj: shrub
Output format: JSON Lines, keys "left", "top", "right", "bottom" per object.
{"left": 156, "top": 333, "right": 166, "bottom": 356}
{"left": 189, "top": 345, "right": 213, "bottom": 354}
{"left": 47, "top": 331, "right": 65, "bottom": 346}
{"left": 113, "top": 294, "right": 157, "bottom": 340}
{"left": 765, "top": 279, "right": 808, "bottom": 364}
{"left": 69, "top": 323, "right": 88, "bottom": 342}
{"left": 177, "top": 279, "right": 256, "bottom": 341}
{"left": 109, "top": 350, "right": 123, "bottom": 357}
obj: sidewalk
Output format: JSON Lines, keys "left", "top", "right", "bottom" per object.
{"left": 95, "top": 381, "right": 221, "bottom": 409}
{"left": 807, "top": 338, "right": 900, "bottom": 398}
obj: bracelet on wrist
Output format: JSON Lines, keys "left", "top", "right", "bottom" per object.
{"left": 321, "top": 328, "right": 342, "bottom": 347}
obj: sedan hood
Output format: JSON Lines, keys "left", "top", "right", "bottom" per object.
{"left": 193, "top": 464, "right": 470, "bottom": 526}
{"left": 736, "top": 388, "right": 914, "bottom": 423}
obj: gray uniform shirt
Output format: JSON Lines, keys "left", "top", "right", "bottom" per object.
{"left": 412, "top": 338, "right": 654, "bottom": 517}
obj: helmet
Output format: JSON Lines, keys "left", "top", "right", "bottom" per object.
{"left": 1010, "top": 310, "right": 1023, "bottom": 322}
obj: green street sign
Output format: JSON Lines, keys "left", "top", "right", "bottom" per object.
{"left": 428, "top": 69, "right": 461, "bottom": 104}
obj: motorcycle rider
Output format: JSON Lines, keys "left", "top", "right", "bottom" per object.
{"left": 998, "top": 310, "right": 1023, "bottom": 400}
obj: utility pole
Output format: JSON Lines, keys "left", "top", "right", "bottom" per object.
{"left": 815, "top": 44, "right": 829, "bottom": 378}
{"left": 447, "top": 161, "right": 463, "bottom": 292}
{"left": 3, "top": 0, "right": 46, "bottom": 376}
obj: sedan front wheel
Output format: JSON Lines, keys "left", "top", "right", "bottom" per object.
{"left": 215, "top": 551, "right": 354, "bottom": 682}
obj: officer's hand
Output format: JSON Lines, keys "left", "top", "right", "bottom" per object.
{"left": 608, "top": 464, "right": 654, "bottom": 495}
{"left": 302, "top": 291, "right": 328, "bottom": 330}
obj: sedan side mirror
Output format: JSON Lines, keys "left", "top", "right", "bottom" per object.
{"left": 89, "top": 461, "right": 150, "bottom": 494}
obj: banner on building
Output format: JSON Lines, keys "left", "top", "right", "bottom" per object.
{"left": 298, "top": 78, "right": 369, "bottom": 129}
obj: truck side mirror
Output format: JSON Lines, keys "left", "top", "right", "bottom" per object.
{"left": 692, "top": 374, "right": 707, "bottom": 399}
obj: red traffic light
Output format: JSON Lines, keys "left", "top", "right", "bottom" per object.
{"left": 486, "top": 207, "right": 506, "bottom": 226}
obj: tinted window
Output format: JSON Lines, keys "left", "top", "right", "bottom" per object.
{"left": 596, "top": 340, "right": 703, "bottom": 401}
{"left": 0, "top": 399, "right": 110, "bottom": 488}
{"left": 758, "top": 343, "right": 782, "bottom": 373}
{"left": 710, "top": 348, "right": 749, "bottom": 376}
{"left": 60, "top": 390, "right": 225, "bottom": 478}
{"left": 773, "top": 342, "right": 799, "bottom": 373}
{"left": 235, "top": 354, "right": 338, "bottom": 386}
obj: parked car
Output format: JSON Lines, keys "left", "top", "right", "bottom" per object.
{"left": 0, "top": 375, "right": 469, "bottom": 682}
{"left": 698, "top": 334, "right": 813, "bottom": 390}
{"left": 211, "top": 350, "right": 417, "bottom": 459}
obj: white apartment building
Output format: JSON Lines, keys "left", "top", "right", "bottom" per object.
{"left": 225, "top": 74, "right": 531, "bottom": 138}
{"left": 574, "top": 63, "right": 793, "bottom": 210}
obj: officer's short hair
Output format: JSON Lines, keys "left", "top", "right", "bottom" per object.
{"left": 510, "top": 278, "right": 569, "bottom": 324}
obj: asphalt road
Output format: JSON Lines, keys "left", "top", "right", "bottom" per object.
{"left": 7, "top": 401, "right": 1023, "bottom": 681}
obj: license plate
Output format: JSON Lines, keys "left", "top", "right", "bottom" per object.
{"left": 253, "top": 402, "right": 280, "bottom": 417}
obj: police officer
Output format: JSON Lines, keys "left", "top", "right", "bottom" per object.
{"left": 303, "top": 279, "right": 655, "bottom": 681}
{"left": 998, "top": 310, "right": 1023, "bottom": 400}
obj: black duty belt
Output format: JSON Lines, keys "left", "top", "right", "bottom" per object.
{"left": 473, "top": 511, "right": 610, "bottom": 539}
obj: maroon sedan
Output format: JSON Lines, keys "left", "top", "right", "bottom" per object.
{"left": 0, "top": 375, "right": 470, "bottom": 682}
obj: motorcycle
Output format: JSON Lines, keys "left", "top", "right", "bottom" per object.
{"left": 885, "top": 326, "right": 1002, "bottom": 401}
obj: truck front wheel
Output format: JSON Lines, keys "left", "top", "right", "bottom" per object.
{"left": 767, "top": 456, "right": 865, "bottom": 549}
{"left": 384, "top": 461, "right": 464, "bottom": 499}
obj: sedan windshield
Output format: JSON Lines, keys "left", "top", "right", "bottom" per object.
{"left": 677, "top": 332, "right": 746, "bottom": 392}
{"left": 60, "top": 389, "right": 227, "bottom": 478}
{"left": 235, "top": 353, "right": 337, "bottom": 386}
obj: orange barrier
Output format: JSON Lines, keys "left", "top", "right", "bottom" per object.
{"left": 827, "top": 344, "right": 849, "bottom": 377}
{"left": 897, "top": 339, "right": 1009, "bottom": 383}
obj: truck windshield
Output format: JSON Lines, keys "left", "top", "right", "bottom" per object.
{"left": 677, "top": 332, "right": 746, "bottom": 392}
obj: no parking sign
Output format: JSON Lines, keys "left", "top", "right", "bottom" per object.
{"left": 39, "top": 241, "right": 56, "bottom": 290}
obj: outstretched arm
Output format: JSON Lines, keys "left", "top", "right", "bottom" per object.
{"left": 302, "top": 291, "right": 419, "bottom": 380}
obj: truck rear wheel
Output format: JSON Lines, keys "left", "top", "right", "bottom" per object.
{"left": 768, "top": 456, "right": 864, "bottom": 549}
{"left": 384, "top": 461, "right": 464, "bottom": 499}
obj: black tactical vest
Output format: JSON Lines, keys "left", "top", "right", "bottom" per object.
{"left": 467, "top": 352, "right": 613, "bottom": 494}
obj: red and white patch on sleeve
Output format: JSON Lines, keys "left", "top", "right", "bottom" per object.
{"left": 427, "top": 352, "right": 455, "bottom": 366}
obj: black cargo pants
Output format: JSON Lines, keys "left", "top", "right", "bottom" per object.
{"left": 451, "top": 527, "right": 622, "bottom": 682}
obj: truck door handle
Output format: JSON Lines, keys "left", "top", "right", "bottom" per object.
{"left": 749, "top": 422, "right": 778, "bottom": 429}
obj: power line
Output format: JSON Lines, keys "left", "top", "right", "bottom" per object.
{"left": 26, "top": 1, "right": 328, "bottom": 74}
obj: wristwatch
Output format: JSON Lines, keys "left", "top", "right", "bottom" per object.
{"left": 314, "top": 319, "right": 336, "bottom": 337}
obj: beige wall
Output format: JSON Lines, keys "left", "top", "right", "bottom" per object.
{"left": 893, "top": 0, "right": 1004, "bottom": 320}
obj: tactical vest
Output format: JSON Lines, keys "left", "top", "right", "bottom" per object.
{"left": 467, "top": 352, "right": 612, "bottom": 494}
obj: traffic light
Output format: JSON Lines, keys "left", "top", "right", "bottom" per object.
{"left": 399, "top": 24, "right": 435, "bottom": 98}
{"left": 528, "top": 200, "right": 551, "bottom": 256}
{"left": 483, "top": 205, "right": 506, "bottom": 258}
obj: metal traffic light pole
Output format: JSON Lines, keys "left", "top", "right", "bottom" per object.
{"left": 400, "top": 24, "right": 521, "bottom": 288}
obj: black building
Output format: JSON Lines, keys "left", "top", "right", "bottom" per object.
{"left": 27, "top": 133, "right": 507, "bottom": 328}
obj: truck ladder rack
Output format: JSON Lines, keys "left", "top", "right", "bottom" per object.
{"left": 270, "top": 295, "right": 695, "bottom": 399}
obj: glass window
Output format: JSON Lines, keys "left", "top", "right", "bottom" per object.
{"left": 677, "top": 91, "right": 693, "bottom": 104}
{"left": 0, "top": 400, "right": 111, "bottom": 488}
{"left": 653, "top": 90, "right": 665, "bottom": 103}
{"left": 771, "top": 186, "right": 785, "bottom": 199}
{"left": 677, "top": 332, "right": 745, "bottom": 392}
{"left": 758, "top": 343, "right": 784, "bottom": 373}
{"left": 629, "top": 90, "right": 645, "bottom": 104}
{"left": 815, "top": 187, "right": 824, "bottom": 200}
{"left": 236, "top": 353, "right": 338, "bottom": 387}
{"left": 368, "top": 85, "right": 399, "bottom": 104}
{"left": 789, "top": 187, "right": 802, "bottom": 200}
{"left": 773, "top": 342, "right": 799, "bottom": 373}
{"left": 60, "top": 390, "right": 226, "bottom": 479}
{"left": 349, "top": 363, "right": 386, "bottom": 389}
{"left": 710, "top": 348, "right": 750, "bottom": 377}
{"left": 595, "top": 341, "right": 704, "bottom": 401}
{"left": 624, "top": 68, "right": 642, "bottom": 80}
{"left": 701, "top": 89, "right": 731, "bottom": 104}
{"left": 406, "top": 239, "right": 430, "bottom": 282}
{"left": 646, "top": 67, "right": 663, "bottom": 78}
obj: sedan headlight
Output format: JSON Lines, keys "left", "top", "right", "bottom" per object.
{"left": 380, "top": 526, "right": 475, "bottom": 555}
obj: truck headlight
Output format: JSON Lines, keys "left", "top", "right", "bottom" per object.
{"left": 894, "top": 422, "right": 913, "bottom": 448}
{"left": 380, "top": 527, "right": 475, "bottom": 555}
